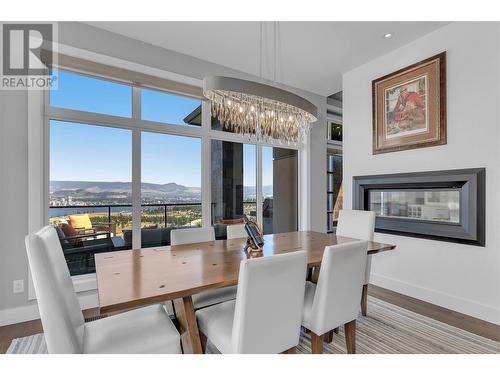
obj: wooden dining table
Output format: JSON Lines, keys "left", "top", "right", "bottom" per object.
{"left": 95, "top": 230, "right": 396, "bottom": 354}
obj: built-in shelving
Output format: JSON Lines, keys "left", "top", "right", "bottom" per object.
{"left": 327, "top": 152, "right": 342, "bottom": 233}
{"left": 327, "top": 96, "right": 343, "bottom": 233}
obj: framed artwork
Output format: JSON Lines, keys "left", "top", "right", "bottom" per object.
{"left": 372, "top": 52, "right": 446, "bottom": 154}
{"left": 327, "top": 120, "right": 342, "bottom": 143}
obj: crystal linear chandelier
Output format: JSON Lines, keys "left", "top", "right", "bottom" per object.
{"left": 203, "top": 23, "right": 318, "bottom": 144}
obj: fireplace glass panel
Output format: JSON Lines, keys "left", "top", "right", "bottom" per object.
{"left": 368, "top": 190, "right": 460, "bottom": 223}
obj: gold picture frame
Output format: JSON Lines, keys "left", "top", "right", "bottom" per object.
{"left": 372, "top": 52, "right": 447, "bottom": 154}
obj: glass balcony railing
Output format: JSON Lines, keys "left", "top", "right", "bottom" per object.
{"left": 48, "top": 203, "right": 202, "bottom": 276}
{"left": 49, "top": 201, "right": 260, "bottom": 276}
{"left": 49, "top": 203, "right": 203, "bottom": 233}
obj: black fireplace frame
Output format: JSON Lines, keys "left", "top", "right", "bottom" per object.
{"left": 353, "top": 168, "right": 485, "bottom": 246}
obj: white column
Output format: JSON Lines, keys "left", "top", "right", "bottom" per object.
{"left": 201, "top": 101, "right": 212, "bottom": 228}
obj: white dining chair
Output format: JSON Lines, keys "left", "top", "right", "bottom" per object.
{"left": 336, "top": 209, "right": 375, "bottom": 316}
{"left": 170, "top": 227, "right": 237, "bottom": 309}
{"left": 226, "top": 224, "right": 247, "bottom": 239}
{"left": 170, "top": 227, "right": 215, "bottom": 245}
{"left": 196, "top": 251, "right": 307, "bottom": 354}
{"left": 25, "top": 226, "right": 181, "bottom": 354}
{"left": 302, "top": 241, "right": 368, "bottom": 354}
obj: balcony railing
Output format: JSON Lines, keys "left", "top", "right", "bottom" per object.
{"left": 49, "top": 201, "right": 258, "bottom": 231}
{"left": 50, "top": 201, "right": 258, "bottom": 276}
{"left": 49, "top": 203, "right": 203, "bottom": 231}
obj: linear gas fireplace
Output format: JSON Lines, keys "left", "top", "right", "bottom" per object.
{"left": 353, "top": 168, "right": 485, "bottom": 246}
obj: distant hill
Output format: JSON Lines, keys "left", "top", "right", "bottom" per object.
{"left": 50, "top": 181, "right": 272, "bottom": 203}
{"left": 243, "top": 185, "right": 273, "bottom": 198}
{"left": 50, "top": 181, "right": 201, "bottom": 203}
{"left": 50, "top": 181, "right": 198, "bottom": 192}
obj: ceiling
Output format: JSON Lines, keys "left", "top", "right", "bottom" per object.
{"left": 86, "top": 22, "right": 449, "bottom": 96}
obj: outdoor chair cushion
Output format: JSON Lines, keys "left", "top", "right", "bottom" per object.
{"left": 68, "top": 214, "right": 93, "bottom": 230}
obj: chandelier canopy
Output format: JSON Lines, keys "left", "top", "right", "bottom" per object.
{"left": 203, "top": 23, "right": 318, "bottom": 144}
{"left": 204, "top": 76, "right": 318, "bottom": 144}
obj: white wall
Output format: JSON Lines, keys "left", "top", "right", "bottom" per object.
{"left": 343, "top": 22, "right": 500, "bottom": 324}
{"left": 0, "top": 22, "right": 326, "bottom": 324}
{"left": 0, "top": 90, "right": 30, "bottom": 311}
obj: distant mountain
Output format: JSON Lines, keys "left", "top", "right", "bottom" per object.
{"left": 50, "top": 181, "right": 131, "bottom": 192}
{"left": 50, "top": 181, "right": 199, "bottom": 192}
{"left": 50, "top": 181, "right": 201, "bottom": 203}
{"left": 243, "top": 185, "right": 273, "bottom": 198}
{"left": 50, "top": 181, "right": 273, "bottom": 204}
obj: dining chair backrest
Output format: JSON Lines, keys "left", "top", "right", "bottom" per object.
{"left": 25, "top": 226, "right": 85, "bottom": 354}
{"left": 226, "top": 224, "right": 247, "bottom": 240}
{"left": 231, "top": 251, "right": 307, "bottom": 353}
{"left": 336, "top": 209, "right": 375, "bottom": 241}
{"left": 336, "top": 209, "right": 375, "bottom": 284}
{"left": 170, "top": 227, "right": 215, "bottom": 246}
{"left": 309, "top": 241, "right": 368, "bottom": 334}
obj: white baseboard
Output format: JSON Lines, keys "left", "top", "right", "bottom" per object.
{"left": 370, "top": 273, "right": 500, "bottom": 325}
{"left": 0, "top": 291, "right": 99, "bottom": 327}
{"left": 0, "top": 303, "right": 40, "bottom": 326}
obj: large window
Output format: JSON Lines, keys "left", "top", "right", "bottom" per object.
{"left": 141, "top": 132, "right": 202, "bottom": 247}
{"left": 46, "top": 65, "right": 301, "bottom": 277}
{"left": 49, "top": 120, "right": 132, "bottom": 275}
{"left": 47, "top": 69, "right": 205, "bottom": 274}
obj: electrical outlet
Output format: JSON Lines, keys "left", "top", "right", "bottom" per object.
{"left": 13, "top": 279, "right": 24, "bottom": 294}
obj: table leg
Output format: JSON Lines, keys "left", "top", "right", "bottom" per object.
{"left": 173, "top": 296, "right": 203, "bottom": 354}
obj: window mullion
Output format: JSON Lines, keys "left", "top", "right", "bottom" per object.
{"left": 201, "top": 101, "right": 212, "bottom": 227}
{"left": 132, "top": 87, "right": 142, "bottom": 248}
{"left": 132, "top": 86, "right": 141, "bottom": 120}
{"left": 256, "top": 145, "right": 263, "bottom": 227}
{"left": 132, "top": 129, "right": 142, "bottom": 249}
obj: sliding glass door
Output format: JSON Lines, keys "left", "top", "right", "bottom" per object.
{"left": 262, "top": 147, "right": 298, "bottom": 235}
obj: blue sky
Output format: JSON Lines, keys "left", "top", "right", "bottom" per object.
{"left": 49, "top": 69, "right": 273, "bottom": 187}
{"left": 141, "top": 131, "right": 201, "bottom": 186}
{"left": 50, "top": 70, "right": 133, "bottom": 117}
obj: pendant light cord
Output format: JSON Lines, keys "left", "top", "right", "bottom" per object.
{"left": 274, "top": 22, "right": 277, "bottom": 82}
{"left": 258, "top": 21, "right": 280, "bottom": 83}
{"left": 259, "top": 22, "right": 263, "bottom": 80}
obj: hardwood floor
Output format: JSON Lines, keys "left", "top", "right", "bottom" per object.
{"left": 368, "top": 284, "right": 500, "bottom": 343}
{"left": 0, "top": 308, "right": 100, "bottom": 354}
{"left": 0, "top": 319, "right": 43, "bottom": 354}
{"left": 1, "top": 286, "right": 499, "bottom": 353}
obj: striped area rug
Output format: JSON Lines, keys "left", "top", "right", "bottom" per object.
{"left": 295, "top": 297, "right": 500, "bottom": 354}
{"left": 7, "top": 334, "right": 46, "bottom": 354}
{"left": 7, "top": 297, "right": 500, "bottom": 354}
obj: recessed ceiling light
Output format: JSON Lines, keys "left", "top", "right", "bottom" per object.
{"left": 384, "top": 33, "right": 393, "bottom": 39}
